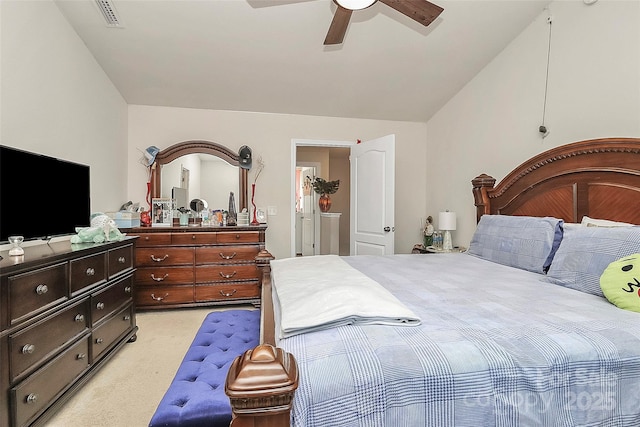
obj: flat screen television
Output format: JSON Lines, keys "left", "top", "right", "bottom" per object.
{"left": 0, "top": 145, "right": 91, "bottom": 243}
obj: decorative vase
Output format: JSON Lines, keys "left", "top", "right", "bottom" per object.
{"left": 319, "top": 194, "right": 331, "bottom": 213}
{"left": 251, "top": 183, "right": 260, "bottom": 225}
{"left": 140, "top": 210, "right": 151, "bottom": 227}
{"left": 145, "top": 181, "right": 152, "bottom": 211}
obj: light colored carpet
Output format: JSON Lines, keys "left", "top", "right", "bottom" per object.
{"left": 45, "top": 305, "right": 254, "bottom": 427}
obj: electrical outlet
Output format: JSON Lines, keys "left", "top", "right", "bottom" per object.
{"left": 268, "top": 206, "right": 277, "bottom": 216}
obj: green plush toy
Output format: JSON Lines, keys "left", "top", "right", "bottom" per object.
{"left": 70, "top": 213, "right": 125, "bottom": 244}
{"left": 600, "top": 254, "right": 640, "bottom": 313}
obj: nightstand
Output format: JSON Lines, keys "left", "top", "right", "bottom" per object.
{"left": 424, "top": 246, "right": 467, "bottom": 254}
{"left": 411, "top": 244, "right": 428, "bottom": 254}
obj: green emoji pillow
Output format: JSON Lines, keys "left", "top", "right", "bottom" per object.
{"left": 600, "top": 254, "right": 640, "bottom": 313}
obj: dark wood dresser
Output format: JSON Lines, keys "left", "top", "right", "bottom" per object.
{"left": 125, "top": 225, "right": 267, "bottom": 309}
{"left": 0, "top": 237, "right": 138, "bottom": 427}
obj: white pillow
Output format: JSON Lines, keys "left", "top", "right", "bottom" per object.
{"left": 581, "top": 216, "right": 634, "bottom": 227}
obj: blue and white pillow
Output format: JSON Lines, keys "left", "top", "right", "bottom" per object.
{"left": 468, "top": 215, "right": 563, "bottom": 274}
{"left": 544, "top": 225, "right": 640, "bottom": 297}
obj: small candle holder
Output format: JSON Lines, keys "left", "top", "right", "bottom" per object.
{"left": 8, "top": 235, "right": 24, "bottom": 256}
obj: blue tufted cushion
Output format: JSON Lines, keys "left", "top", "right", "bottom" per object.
{"left": 149, "top": 309, "right": 260, "bottom": 427}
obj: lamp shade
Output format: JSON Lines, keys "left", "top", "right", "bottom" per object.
{"left": 336, "top": 0, "right": 376, "bottom": 10}
{"left": 439, "top": 211, "right": 457, "bottom": 231}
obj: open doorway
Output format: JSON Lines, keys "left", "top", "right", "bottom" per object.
{"left": 295, "top": 164, "right": 320, "bottom": 256}
{"left": 291, "top": 140, "right": 352, "bottom": 258}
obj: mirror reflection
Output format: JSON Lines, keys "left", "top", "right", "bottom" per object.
{"left": 160, "top": 153, "right": 239, "bottom": 212}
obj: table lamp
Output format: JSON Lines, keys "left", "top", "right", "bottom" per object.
{"left": 438, "top": 211, "right": 456, "bottom": 252}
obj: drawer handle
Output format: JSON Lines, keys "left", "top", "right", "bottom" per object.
{"left": 219, "top": 271, "right": 237, "bottom": 279}
{"left": 150, "top": 254, "right": 169, "bottom": 262}
{"left": 123, "top": 315, "right": 131, "bottom": 321}
{"left": 35, "top": 284, "right": 48, "bottom": 295}
{"left": 192, "top": 235, "right": 197, "bottom": 240}
{"left": 235, "top": 234, "right": 240, "bottom": 239}
{"left": 118, "top": 256, "right": 126, "bottom": 264}
{"left": 77, "top": 353, "right": 86, "bottom": 360}
{"left": 151, "top": 273, "right": 169, "bottom": 282}
{"left": 95, "top": 338, "right": 104, "bottom": 344}
{"left": 21, "top": 344, "right": 35, "bottom": 354}
{"left": 25, "top": 393, "right": 38, "bottom": 404}
{"left": 219, "top": 252, "right": 237, "bottom": 260}
{"left": 151, "top": 293, "right": 169, "bottom": 301}
{"left": 96, "top": 302, "right": 105, "bottom": 310}
{"left": 86, "top": 267, "right": 95, "bottom": 276}
{"left": 75, "top": 314, "right": 85, "bottom": 323}
{"left": 219, "top": 289, "right": 237, "bottom": 297}
{"left": 124, "top": 286, "right": 132, "bottom": 293}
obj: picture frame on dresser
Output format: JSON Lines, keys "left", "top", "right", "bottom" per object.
{"left": 151, "top": 198, "right": 172, "bottom": 227}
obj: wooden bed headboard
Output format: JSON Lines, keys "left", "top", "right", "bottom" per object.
{"left": 472, "top": 137, "right": 640, "bottom": 224}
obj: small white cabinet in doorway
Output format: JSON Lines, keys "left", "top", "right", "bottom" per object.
{"left": 320, "top": 212, "right": 342, "bottom": 255}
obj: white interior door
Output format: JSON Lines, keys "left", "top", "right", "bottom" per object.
{"left": 350, "top": 135, "right": 395, "bottom": 255}
{"left": 300, "top": 167, "right": 316, "bottom": 256}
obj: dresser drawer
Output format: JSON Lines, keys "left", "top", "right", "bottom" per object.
{"left": 171, "top": 232, "right": 217, "bottom": 245}
{"left": 70, "top": 252, "right": 107, "bottom": 295}
{"left": 217, "top": 231, "right": 260, "bottom": 244}
{"left": 9, "top": 300, "right": 89, "bottom": 383}
{"left": 92, "top": 304, "right": 134, "bottom": 362}
{"left": 135, "top": 285, "right": 194, "bottom": 307}
{"left": 195, "top": 245, "right": 260, "bottom": 264}
{"left": 135, "top": 266, "right": 194, "bottom": 285}
{"left": 195, "top": 264, "right": 259, "bottom": 283}
{"left": 8, "top": 263, "right": 68, "bottom": 325}
{"left": 132, "top": 232, "right": 172, "bottom": 247}
{"left": 12, "top": 336, "right": 90, "bottom": 427}
{"left": 91, "top": 275, "right": 133, "bottom": 325}
{"left": 195, "top": 282, "right": 260, "bottom": 302}
{"left": 108, "top": 244, "right": 134, "bottom": 278}
{"left": 135, "top": 247, "right": 194, "bottom": 267}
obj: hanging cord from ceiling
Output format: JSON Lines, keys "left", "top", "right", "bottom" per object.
{"left": 539, "top": 11, "right": 553, "bottom": 138}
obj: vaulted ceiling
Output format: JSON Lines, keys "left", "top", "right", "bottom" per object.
{"left": 55, "top": 0, "right": 550, "bottom": 122}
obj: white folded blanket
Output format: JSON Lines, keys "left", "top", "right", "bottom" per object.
{"left": 271, "top": 255, "right": 421, "bottom": 338}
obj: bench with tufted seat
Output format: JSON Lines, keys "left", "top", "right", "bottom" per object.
{"left": 149, "top": 309, "right": 260, "bottom": 427}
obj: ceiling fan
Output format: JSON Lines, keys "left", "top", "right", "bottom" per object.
{"left": 325, "top": 0, "right": 444, "bottom": 45}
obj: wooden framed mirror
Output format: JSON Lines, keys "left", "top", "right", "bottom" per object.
{"left": 150, "top": 140, "right": 248, "bottom": 211}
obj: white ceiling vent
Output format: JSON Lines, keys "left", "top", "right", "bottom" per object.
{"left": 95, "top": 0, "right": 124, "bottom": 28}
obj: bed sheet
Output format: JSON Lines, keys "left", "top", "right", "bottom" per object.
{"left": 273, "top": 253, "right": 640, "bottom": 427}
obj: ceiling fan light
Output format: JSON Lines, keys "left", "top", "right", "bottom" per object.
{"left": 335, "top": 0, "right": 376, "bottom": 11}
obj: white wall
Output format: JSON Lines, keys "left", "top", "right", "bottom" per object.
{"left": 1, "top": 0, "right": 128, "bottom": 217}
{"left": 9, "top": 0, "right": 633, "bottom": 258}
{"left": 427, "top": 0, "right": 640, "bottom": 247}
{"left": 128, "top": 106, "right": 428, "bottom": 259}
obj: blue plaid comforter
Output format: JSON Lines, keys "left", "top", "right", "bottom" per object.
{"left": 273, "top": 254, "right": 640, "bottom": 427}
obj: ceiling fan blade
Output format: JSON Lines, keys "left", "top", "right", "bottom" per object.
{"left": 324, "top": 6, "right": 353, "bottom": 45}
{"left": 379, "top": 0, "right": 443, "bottom": 27}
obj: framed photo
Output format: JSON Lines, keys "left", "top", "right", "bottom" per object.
{"left": 152, "top": 198, "right": 172, "bottom": 227}
{"left": 256, "top": 207, "right": 267, "bottom": 224}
